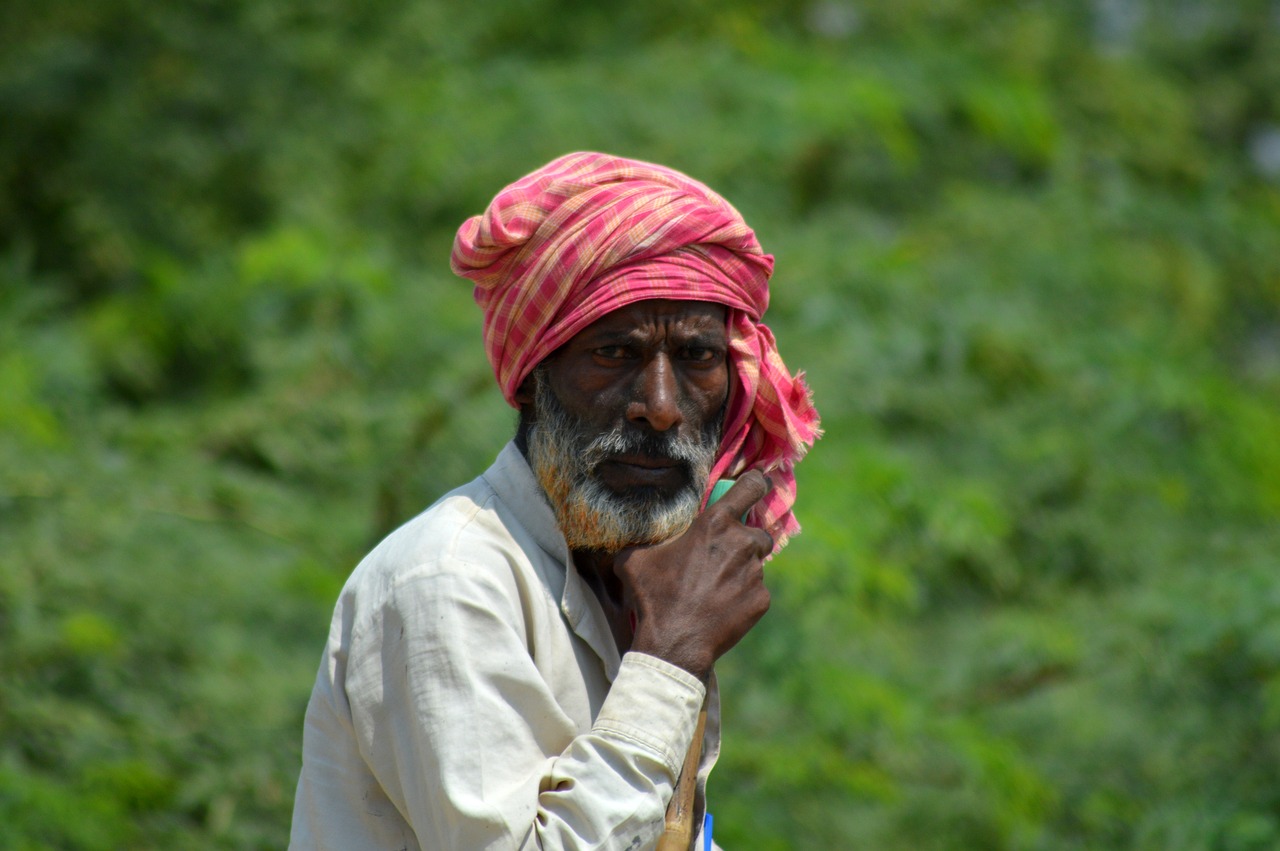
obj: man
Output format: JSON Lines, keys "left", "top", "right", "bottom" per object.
{"left": 290, "top": 153, "right": 820, "bottom": 850}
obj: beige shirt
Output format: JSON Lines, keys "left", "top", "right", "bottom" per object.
{"left": 290, "top": 442, "right": 722, "bottom": 850}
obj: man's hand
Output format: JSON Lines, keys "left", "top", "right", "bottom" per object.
{"left": 615, "top": 470, "right": 775, "bottom": 681}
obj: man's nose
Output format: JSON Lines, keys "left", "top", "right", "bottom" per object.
{"left": 627, "top": 355, "right": 682, "bottom": 432}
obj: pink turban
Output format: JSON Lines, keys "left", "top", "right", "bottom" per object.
{"left": 451, "top": 152, "right": 820, "bottom": 550}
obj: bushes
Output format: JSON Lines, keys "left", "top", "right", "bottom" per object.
{"left": 2, "top": 0, "right": 1278, "bottom": 847}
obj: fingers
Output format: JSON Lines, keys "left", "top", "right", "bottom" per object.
{"left": 753, "top": 528, "right": 775, "bottom": 558}
{"left": 711, "top": 470, "right": 772, "bottom": 520}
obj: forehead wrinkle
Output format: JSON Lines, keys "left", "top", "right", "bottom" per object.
{"left": 584, "top": 315, "right": 727, "bottom": 346}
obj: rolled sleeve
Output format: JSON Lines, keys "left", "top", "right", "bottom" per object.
{"left": 593, "top": 653, "right": 706, "bottom": 776}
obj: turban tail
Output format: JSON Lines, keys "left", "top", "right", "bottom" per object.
{"left": 451, "top": 152, "right": 820, "bottom": 550}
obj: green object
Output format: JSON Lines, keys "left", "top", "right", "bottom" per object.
{"left": 709, "top": 478, "right": 749, "bottom": 521}
{"left": 709, "top": 479, "right": 736, "bottom": 505}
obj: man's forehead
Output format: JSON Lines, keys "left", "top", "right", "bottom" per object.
{"left": 576, "top": 299, "right": 727, "bottom": 338}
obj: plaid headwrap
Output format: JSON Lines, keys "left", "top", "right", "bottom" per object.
{"left": 451, "top": 152, "right": 820, "bottom": 550}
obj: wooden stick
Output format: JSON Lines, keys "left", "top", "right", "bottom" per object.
{"left": 656, "top": 697, "right": 708, "bottom": 851}
{"left": 659, "top": 481, "right": 731, "bottom": 850}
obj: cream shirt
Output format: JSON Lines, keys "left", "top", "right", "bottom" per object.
{"left": 290, "top": 442, "right": 722, "bottom": 850}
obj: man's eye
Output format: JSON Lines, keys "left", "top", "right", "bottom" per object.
{"left": 595, "top": 346, "right": 630, "bottom": 359}
{"left": 684, "top": 347, "right": 717, "bottom": 362}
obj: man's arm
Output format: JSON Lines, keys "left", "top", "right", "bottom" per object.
{"left": 343, "top": 564, "right": 706, "bottom": 850}
{"left": 299, "top": 473, "right": 772, "bottom": 850}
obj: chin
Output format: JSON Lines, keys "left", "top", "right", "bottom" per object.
{"left": 553, "top": 478, "right": 703, "bottom": 553}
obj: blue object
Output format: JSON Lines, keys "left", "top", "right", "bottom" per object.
{"left": 704, "top": 813, "right": 714, "bottom": 850}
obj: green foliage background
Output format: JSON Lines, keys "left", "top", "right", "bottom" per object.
{"left": 3, "top": 0, "right": 1279, "bottom": 847}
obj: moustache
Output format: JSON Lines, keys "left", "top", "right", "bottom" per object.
{"left": 580, "top": 426, "right": 711, "bottom": 474}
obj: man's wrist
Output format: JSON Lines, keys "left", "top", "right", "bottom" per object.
{"left": 629, "top": 631, "right": 713, "bottom": 683}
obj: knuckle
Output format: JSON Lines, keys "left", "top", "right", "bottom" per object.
{"left": 707, "top": 506, "right": 732, "bottom": 528}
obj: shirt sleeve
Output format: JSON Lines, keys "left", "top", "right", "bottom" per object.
{"left": 343, "top": 563, "right": 707, "bottom": 851}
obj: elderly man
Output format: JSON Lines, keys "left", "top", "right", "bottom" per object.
{"left": 290, "top": 153, "right": 820, "bottom": 850}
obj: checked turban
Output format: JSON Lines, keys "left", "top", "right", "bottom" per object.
{"left": 451, "top": 152, "right": 820, "bottom": 550}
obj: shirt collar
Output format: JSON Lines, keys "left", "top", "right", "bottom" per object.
{"left": 483, "top": 442, "right": 568, "bottom": 563}
{"left": 483, "top": 442, "right": 623, "bottom": 680}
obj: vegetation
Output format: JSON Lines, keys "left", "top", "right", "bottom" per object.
{"left": 3, "top": 0, "right": 1278, "bottom": 847}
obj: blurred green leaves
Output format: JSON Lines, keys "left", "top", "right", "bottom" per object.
{"left": 3, "top": 0, "right": 1280, "bottom": 848}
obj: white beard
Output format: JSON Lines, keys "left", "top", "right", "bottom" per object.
{"left": 525, "top": 370, "right": 720, "bottom": 553}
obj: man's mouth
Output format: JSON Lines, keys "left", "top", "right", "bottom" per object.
{"left": 596, "top": 454, "right": 687, "bottom": 489}
{"left": 612, "top": 452, "right": 679, "bottom": 469}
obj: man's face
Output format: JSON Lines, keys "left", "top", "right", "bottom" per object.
{"left": 524, "top": 299, "right": 730, "bottom": 553}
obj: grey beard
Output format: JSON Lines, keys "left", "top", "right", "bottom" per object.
{"left": 526, "top": 371, "right": 721, "bottom": 553}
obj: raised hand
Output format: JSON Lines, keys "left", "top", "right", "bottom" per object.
{"left": 615, "top": 471, "right": 775, "bottom": 681}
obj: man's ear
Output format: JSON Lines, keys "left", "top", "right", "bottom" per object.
{"left": 513, "top": 374, "right": 538, "bottom": 455}
{"left": 513, "top": 373, "right": 536, "bottom": 407}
